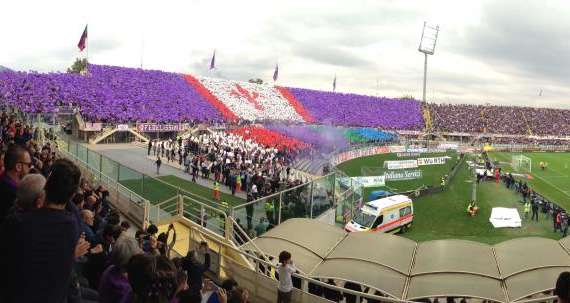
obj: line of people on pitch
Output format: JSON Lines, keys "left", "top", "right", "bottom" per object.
{"left": 502, "top": 172, "right": 570, "bottom": 236}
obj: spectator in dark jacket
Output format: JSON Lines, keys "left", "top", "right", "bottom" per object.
{"left": 0, "top": 144, "right": 32, "bottom": 224}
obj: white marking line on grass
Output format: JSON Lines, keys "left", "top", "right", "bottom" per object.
{"left": 532, "top": 173, "right": 570, "bottom": 198}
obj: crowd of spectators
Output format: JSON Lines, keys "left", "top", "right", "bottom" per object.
{"left": 430, "top": 103, "right": 570, "bottom": 137}
{"left": 0, "top": 112, "right": 252, "bottom": 303}
{"left": 149, "top": 130, "right": 305, "bottom": 200}
{"left": 481, "top": 136, "right": 570, "bottom": 146}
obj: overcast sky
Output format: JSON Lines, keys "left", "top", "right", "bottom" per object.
{"left": 1, "top": 0, "right": 569, "bottom": 108}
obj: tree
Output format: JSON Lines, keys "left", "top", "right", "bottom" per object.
{"left": 400, "top": 94, "right": 415, "bottom": 100}
{"left": 248, "top": 78, "right": 264, "bottom": 85}
{"left": 68, "top": 58, "right": 88, "bottom": 74}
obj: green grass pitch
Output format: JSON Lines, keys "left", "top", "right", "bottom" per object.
{"left": 338, "top": 152, "right": 562, "bottom": 244}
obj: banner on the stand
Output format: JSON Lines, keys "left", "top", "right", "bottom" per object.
{"left": 136, "top": 123, "right": 190, "bottom": 133}
{"left": 417, "top": 156, "right": 449, "bottom": 166}
{"left": 351, "top": 175, "right": 385, "bottom": 187}
{"left": 384, "top": 160, "right": 419, "bottom": 170}
{"left": 385, "top": 169, "right": 423, "bottom": 181}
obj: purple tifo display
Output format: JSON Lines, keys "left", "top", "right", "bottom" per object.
{"left": 286, "top": 87, "right": 424, "bottom": 130}
{"left": 0, "top": 64, "right": 224, "bottom": 123}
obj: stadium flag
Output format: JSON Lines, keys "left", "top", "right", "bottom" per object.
{"left": 273, "top": 64, "right": 279, "bottom": 82}
{"left": 210, "top": 50, "right": 216, "bottom": 70}
{"left": 333, "top": 74, "right": 337, "bottom": 92}
{"left": 77, "top": 25, "right": 88, "bottom": 51}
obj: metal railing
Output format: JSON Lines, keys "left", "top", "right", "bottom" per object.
{"left": 55, "top": 141, "right": 151, "bottom": 228}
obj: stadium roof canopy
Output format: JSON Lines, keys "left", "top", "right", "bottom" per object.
{"left": 249, "top": 219, "right": 570, "bottom": 302}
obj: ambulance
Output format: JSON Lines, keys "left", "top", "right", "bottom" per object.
{"left": 345, "top": 194, "right": 413, "bottom": 233}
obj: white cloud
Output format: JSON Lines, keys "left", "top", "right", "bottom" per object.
{"left": 1, "top": 0, "right": 568, "bottom": 108}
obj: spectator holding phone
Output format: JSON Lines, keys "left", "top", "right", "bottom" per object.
{"left": 277, "top": 250, "right": 297, "bottom": 303}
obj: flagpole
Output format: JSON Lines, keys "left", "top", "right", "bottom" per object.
{"left": 86, "top": 24, "right": 89, "bottom": 64}
{"left": 140, "top": 33, "right": 144, "bottom": 69}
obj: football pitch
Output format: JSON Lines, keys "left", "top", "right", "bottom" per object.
{"left": 489, "top": 152, "right": 570, "bottom": 211}
{"left": 338, "top": 151, "right": 563, "bottom": 244}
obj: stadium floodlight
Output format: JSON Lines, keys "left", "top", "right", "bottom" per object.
{"left": 418, "top": 22, "right": 440, "bottom": 104}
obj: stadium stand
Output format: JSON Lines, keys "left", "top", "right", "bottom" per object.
{"left": 429, "top": 103, "right": 570, "bottom": 137}
{"left": 286, "top": 87, "right": 424, "bottom": 129}
{"left": 4, "top": 64, "right": 570, "bottom": 139}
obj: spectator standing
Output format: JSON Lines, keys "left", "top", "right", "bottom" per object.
{"left": 277, "top": 250, "right": 297, "bottom": 303}
{"left": 13, "top": 173, "right": 46, "bottom": 212}
{"left": 0, "top": 144, "right": 32, "bottom": 224}
{"left": 344, "top": 281, "right": 363, "bottom": 303}
{"left": 555, "top": 272, "right": 570, "bottom": 303}
{"left": 323, "top": 279, "right": 341, "bottom": 302}
{"left": 99, "top": 235, "right": 142, "bottom": 303}
{"left": 531, "top": 200, "right": 539, "bottom": 222}
{"left": 148, "top": 140, "right": 152, "bottom": 156}
{"left": 127, "top": 254, "right": 178, "bottom": 303}
{"left": 156, "top": 156, "right": 162, "bottom": 175}
{"left": 1, "top": 158, "right": 81, "bottom": 303}
{"left": 182, "top": 241, "right": 211, "bottom": 292}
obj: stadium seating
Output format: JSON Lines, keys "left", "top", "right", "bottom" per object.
{"left": 4, "top": 64, "right": 570, "bottom": 138}
{"left": 429, "top": 103, "right": 570, "bottom": 137}
{"left": 0, "top": 65, "right": 225, "bottom": 122}
{"left": 286, "top": 87, "right": 425, "bottom": 130}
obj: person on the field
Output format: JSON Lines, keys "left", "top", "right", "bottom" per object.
{"left": 467, "top": 201, "right": 479, "bottom": 217}
{"left": 524, "top": 202, "right": 531, "bottom": 219}
{"left": 556, "top": 210, "right": 562, "bottom": 232}
{"left": 155, "top": 156, "right": 162, "bottom": 175}
{"left": 540, "top": 161, "right": 545, "bottom": 171}
{"left": 531, "top": 199, "right": 539, "bottom": 222}
{"left": 213, "top": 181, "right": 221, "bottom": 201}
{"left": 562, "top": 212, "right": 569, "bottom": 238}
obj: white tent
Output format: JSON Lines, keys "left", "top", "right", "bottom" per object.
{"left": 489, "top": 207, "right": 522, "bottom": 228}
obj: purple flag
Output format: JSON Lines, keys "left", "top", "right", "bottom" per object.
{"left": 273, "top": 64, "right": 279, "bottom": 82}
{"left": 210, "top": 50, "right": 216, "bottom": 70}
{"left": 78, "top": 25, "right": 88, "bottom": 51}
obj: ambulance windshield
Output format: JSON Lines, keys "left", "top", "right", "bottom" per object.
{"left": 352, "top": 210, "right": 376, "bottom": 228}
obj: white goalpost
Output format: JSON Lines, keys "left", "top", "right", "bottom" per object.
{"left": 512, "top": 155, "right": 532, "bottom": 173}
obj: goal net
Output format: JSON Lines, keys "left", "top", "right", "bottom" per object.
{"left": 511, "top": 155, "right": 532, "bottom": 173}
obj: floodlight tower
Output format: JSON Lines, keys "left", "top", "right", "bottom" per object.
{"left": 418, "top": 22, "right": 439, "bottom": 104}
